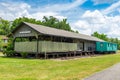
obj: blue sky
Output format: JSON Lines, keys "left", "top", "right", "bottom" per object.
{"left": 0, "top": 0, "right": 120, "bottom": 38}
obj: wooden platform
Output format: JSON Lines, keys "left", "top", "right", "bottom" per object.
{"left": 37, "top": 51, "right": 95, "bottom": 59}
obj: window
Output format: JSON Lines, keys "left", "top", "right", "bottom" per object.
{"left": 4, "top": 39, "right": 8, "bottom": 43}
{"left": 100, "top": 42, "right": 103, "bottom": 47}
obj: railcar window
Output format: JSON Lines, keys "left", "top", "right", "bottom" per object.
{"left": 100, "top": 42, "right": 103, "bottom": 47}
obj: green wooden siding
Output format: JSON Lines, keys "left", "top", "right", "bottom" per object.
{"left": 14, "top": 41, "right": 77, "bottom": 53}
{"left": 15, "top": 41, "right": 37, "bottom": 52}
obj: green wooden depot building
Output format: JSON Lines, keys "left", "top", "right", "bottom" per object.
{"left": 10, "top": 22, "right": 104, "bottom": 58}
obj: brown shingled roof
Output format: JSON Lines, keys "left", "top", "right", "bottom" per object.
{"left": 13, "top": 22, "right": 104, "bottom": 42}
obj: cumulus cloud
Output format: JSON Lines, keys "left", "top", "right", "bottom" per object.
{"left": 0, "top": 2, "right": 30, "bottom": 20}
{"left": 72, "top": 10, "right": 120, "bottom": 39}
{"left": 0, "top": 0, "right": 120, "bottom": 39}
{"left": 0, "top": 0, "right": 86, "bottom": 21}
{"left": 0, "top": 2, "right": 66, "bottom": 21}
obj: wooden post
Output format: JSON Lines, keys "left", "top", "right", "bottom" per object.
{"left": 92, "top": 52, "right": 95, "bottom": 56}
{"left": 45, "top": 52, "right": 47, "bottom": 59}
{"left": 57, "top": 54, "right": 59, "bottom": 58}
{"left": 13, "top": 37, "right": 16, "bottom": 51}
{"left": 36, "top": 35, "right": 39, "bottom": 58}
{"left": 83, "top": 42, "right": 85, "bottom": 52}
{"left": 69, "top": 51, "right": 71, "bottom": 57}
{"left": 74, "top": 51, "right": 76, "bottom": 56}
{"left": 80, "top": 52, "right": 82, "bottom": 56}
{"left": 66, "top": 53, "right": 68, "bottom": 57}
{"left": 53, "top": 54, "right": 56, "bottom": 58}
{"left": 85, "top": 52, "right": 87, "bottom": 56}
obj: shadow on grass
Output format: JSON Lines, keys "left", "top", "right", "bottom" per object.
{"left": 0, "top": 55, "right": 40, "bottom": 60}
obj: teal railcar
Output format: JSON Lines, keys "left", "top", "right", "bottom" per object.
{"left": 96, "top": 42, "right": 117, "bottom": 53}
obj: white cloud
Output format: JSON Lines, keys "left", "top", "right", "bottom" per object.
{"left": 0, "top": 2, "right": 66, "bottom": 21}
{"left": 0, "top": 0, "right": 86, "bottom": 21}
{"left": 34, "top": 0, "right": 86, "bottom": 12}
{"left": 71, "top": 20, "right": 92, "bottom": 35}
{"left": 1, "top": 0, "right": 120, "bottom": 39}
{"left": 72, "top": 10, "right": 120, "bottom": 39}
{"left": 102, "top": 0, "right": 120, "bottom": 14}
{"left": 27, "top": 12, "right": 66, "bottom": 20}
{"left": 82, "top": 10, "right": 106, "bottom": 24}
{"left": 0, "top": 2, "right": 30, "bottom": 20}
{"left": 92, "top": 0, "right": 117, "bottom": 5}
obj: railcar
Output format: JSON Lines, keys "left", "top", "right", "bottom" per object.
{"left": 96, "top": 42, "right": 117, "bottom": 53}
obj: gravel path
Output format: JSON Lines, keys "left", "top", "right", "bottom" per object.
{"left": 84, "top": 63, "right": 120, "bottom": 80}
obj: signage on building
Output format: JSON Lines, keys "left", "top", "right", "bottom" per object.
{"left": 19, "top": 31, "right": 31, "bottom": 34}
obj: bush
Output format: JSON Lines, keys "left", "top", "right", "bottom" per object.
{"left": 21, "top": 52, "right": 28, "bottom": 58}
{"left": 3, "top": 38, "right": 15, "bottom": 57}
{"left": 3, "top": 50, "right": 15, "bottom": 57}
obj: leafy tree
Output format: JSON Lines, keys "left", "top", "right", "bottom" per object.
{"left": 11, "top": 16, "right": 43, "bottom": 31}
{"left": 11, "top": 16, "right": 77, "bottom": 33}
{"left": 42, "top": 16, "right": 58, "bottom": 28}
{"left": 11, "top": 17, "right": 42, "bottom": 31}
{"left": 0, "top": 37, "right": 3, "bottom": 50}
{"left": 3, "top": 38, "right": 15, "bottom": 57}
{"left": 42, "top": 16, "right": 72, "bottom": 31}
{"left": 0, "top": 19, "right": 10, "bottom": 35}
{"left": 92, "top": 32, "right": 108, "bottom": 41}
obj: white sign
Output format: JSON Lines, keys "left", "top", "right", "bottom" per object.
{"left": 19, "top": 31, "right": 31, "bottom": 34}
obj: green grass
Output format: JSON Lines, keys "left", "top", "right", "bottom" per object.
{"left": 0, "top": 52, "right": 120, "bottom": 80}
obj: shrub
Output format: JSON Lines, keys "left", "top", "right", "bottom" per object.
{"left": 21, "top": 52, "right": 28, "bottom": 58}
{"left": 3, "top": 50, "right": 15, "bottom": 57}
{"left": 2, "top": 38, "right": 15, "bottom": 57}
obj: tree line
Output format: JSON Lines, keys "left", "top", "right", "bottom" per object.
{"left": 92, "top": 32, "right": 120, "bottom": 49}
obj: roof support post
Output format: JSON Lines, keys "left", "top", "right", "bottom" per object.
{"left": 36, "top": 35, "right": 39, "bottom": 58}
{"left": 13, "top": 36, "right": 16, "bottom": 51}
{"left": 83, "top": 42, "right": 85, "bottom": 51}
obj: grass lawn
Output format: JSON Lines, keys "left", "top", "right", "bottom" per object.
{"left": 0, "top": 52, "right": 120, "bottom": 80}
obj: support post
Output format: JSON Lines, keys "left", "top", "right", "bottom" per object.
{"left": 45, "top": 52, "right": 47, "bottom": 59}
{"left": 74, "top": 51, "right": 76, "bottom": 56}
{"left": 36, "top": 35, "right": 39, "bottom": 58}
{"left": 83, "top": 42, "right": 84, "bottom": 51}
{"left": 13, "top": 37, "right": 16, "bottom": 51}
{"left": 57, "top": 54, "right": 59, "bottom": 58}
{"left": 81, "top": 52, "right": 82, "bottom": 56}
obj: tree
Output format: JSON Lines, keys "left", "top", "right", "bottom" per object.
{"left": 42, "top": 16, "right": 58, "bottom": 28}
{"left": 11, "top": 16, "right": 75, "bottom": 33}
{"left": 0, "top": 19, "right": 10, "bottom": 35}
{"left": 11, "top": 17, "right": 42, "bottom": 31}
{"left": 42, "top": 16, "right": 72, "bottom": 31}
{"left": 92, "top": 32, "right": 108, "bottom": 41}
{"left": 0, "top": 37, "right": 3, "bottom": 50}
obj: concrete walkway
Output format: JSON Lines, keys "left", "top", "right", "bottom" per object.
{"left": 84, "top": 63, "right": 120, "bottom": 80}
